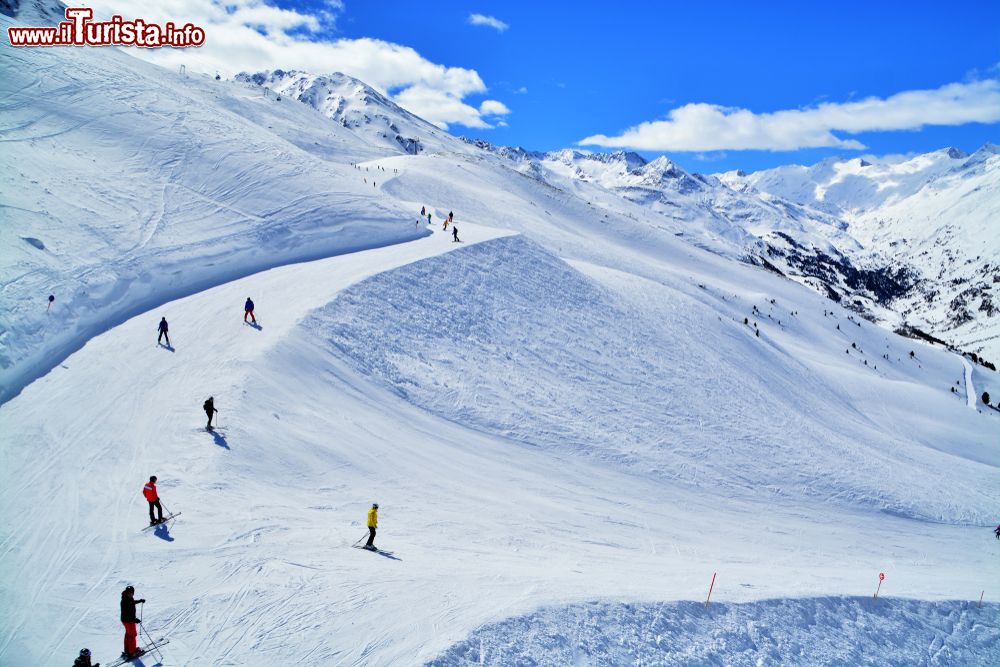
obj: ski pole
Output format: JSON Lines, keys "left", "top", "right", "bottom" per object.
{"left": 139, "top": 622, "right": 162, "bottom": 661}
{"left": 353, "top": 532, "right": 368, "bottom": 547}
{"left": 138, "top": 603, "right": 164, "bottom": 662}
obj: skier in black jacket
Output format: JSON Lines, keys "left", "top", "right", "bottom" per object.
{"left": 157, "top": 317, "right": 170, "bottom": 346}
{"left": 120, "top": 586, "right": 145, "bottom": 659}
{"left": 203, "top": 396, "right": 217, "bottom": 431}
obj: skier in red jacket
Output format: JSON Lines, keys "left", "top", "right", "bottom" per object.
{"left": 143, "top": 476, "right": 163, "bottom": 526}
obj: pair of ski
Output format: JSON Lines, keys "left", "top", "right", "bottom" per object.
{"left": 141, "top": 513, "right": 181, "bottom": 531}
{"left": 105, "top": 638, "right": 170, "bottom": 667}
{"left": 352, "top": 544, "right": 394, "bottom": 556}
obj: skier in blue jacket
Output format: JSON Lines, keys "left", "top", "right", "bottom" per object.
{"left": 244, "top": 298, "right": 256, "bottom": 324}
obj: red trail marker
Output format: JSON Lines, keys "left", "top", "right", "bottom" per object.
{"left": 705, "top": 572, "right": 717, "bottom": 608}
{"left": 874, "top": 572, "right": 885, "bottom": 599}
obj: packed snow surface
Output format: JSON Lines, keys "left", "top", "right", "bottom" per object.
{"left": 429, "top": 598, "right": 1000, "bottom": 666}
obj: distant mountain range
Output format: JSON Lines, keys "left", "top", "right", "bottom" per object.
{"left": 719, "top": 145, "right": 998, "bottom": 357}
{"left": 237, "top": 67, "right": 998, "bottom": 360}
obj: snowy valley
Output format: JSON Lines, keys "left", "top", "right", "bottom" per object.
{"left": 1, "top": 1, "right": 999, "bottom": 665}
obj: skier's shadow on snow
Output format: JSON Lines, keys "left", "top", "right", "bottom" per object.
{"left": 245, "top": 322, "right": 263, "bottom": 331}
{"left": 131, "top": 657, "right": 162, "bottom": 667}
{"left": 153, "top": 523, "right": 174, "bottom": 542}
{"left": 210, "top": 430, "right": 230, "bottom": 449}
{"left": 158, "top": 343, "right": 175, "bottom": 352}
{"left": 373, "top": 550, "right": 401, "bottom": 561}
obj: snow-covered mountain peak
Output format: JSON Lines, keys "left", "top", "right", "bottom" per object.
{"left": 235, "top": 68, "right": 465, "bottom": 156}
{"left": 592, "top": 149, "right": 648, "bottom": 171}
{"left": 240, "top": 69, "right": 390, "bottom": 109}
{"left": 459, "top": 137, "right": 546, "bottom": 163}
{"left": 960, "top": 142, "right": 1000, "bottom": 169}
{"left": 544, "top": 148, "right": 648, "bottom": 172}
{"left": 639, "top": 155, "right": 702, "bottom": 186}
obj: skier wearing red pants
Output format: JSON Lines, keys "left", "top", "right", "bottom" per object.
{"left": 244, "top": 298, "right": 256, "bottom": 324}
{"left": 120, "top": 586, "right": 145, "bottom": 659}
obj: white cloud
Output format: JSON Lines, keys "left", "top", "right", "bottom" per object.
{"left": 479, "top": 100, "right": 511, "bottom": 116}
{"left": 85, "top": 1, "right": 505, "bottom": 130}
{"left": 468, "top": 13, "right": 509, "bottom": 32}
{"left": 393, "top": 85, "right": 489, "bottom": 130}
{"left": 580, "top": 78, "right": 1000, "bottom": 152}
{"left": 514, "top": 86, "right": 528, "bottom": 94}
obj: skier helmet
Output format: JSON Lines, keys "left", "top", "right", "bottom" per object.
{"left": 149, "top": 475, "right": 157, "bottom": 482}
{"left": 124, "top": 585, "right": 134, "bottom": 595}
{"left": 80, "top": 649, "right": 91, "bottom": 657}
{"left": 372, "top": 503, "right": 379, "bottom": 509}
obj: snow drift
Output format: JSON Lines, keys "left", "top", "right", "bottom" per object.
{"left": 429, "top": 597, "right": 1000, "bottom": 666}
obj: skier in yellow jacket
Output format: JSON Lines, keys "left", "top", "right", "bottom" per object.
{"left": 365, "top": 503, "right": 379, "bottom": 550}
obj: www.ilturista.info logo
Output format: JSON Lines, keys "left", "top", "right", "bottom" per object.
{"left": 7, "top": 7, "right": 206, "bottom": 48}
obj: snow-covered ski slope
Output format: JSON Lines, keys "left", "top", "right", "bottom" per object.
{"left": 2, "top": 215, "right": 998, "bottom": 665}
{"left": 3, "top": 208, "right": 999, "bottom": 665}
{"left": 0, "top": 12, "right": 426, "bottom": 404}
{"left": 2, "top": 4, "right": 1000, "bottom": 663}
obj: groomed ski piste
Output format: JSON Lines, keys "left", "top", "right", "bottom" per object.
{"left": 2, "top": 4, "right": 1000, "bottom": 666}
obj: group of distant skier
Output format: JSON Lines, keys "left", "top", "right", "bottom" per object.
{"left": 89, "top": 459, "right": 379, "bottom": 662}
{"left": 419, "top": 206, "right": 460, "bottom": 242}
{"left": 60, "top": 160, "right": 442, "bottom": 662}
{"left": 75, "top": 288, "right": 388, "bottom": 664}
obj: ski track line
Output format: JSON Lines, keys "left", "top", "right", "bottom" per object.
{"left": 961, "top": 355, "right": 976, "bottom": 409}
{"left": 0, "top": 110, "right": 134, "bottom": 144}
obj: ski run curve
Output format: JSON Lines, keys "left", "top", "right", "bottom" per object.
{"left": 1, "top": 219, "right": 998, "bottom": 665}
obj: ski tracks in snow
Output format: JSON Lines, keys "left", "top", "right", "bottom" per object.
{"left": 961, "top": 356, "right": 976, "bottom": 409}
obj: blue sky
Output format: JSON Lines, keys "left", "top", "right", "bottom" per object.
{"left": 99, "top": 1, "right": 1000, "bottom": 172}
{"left": 329, "top": 0, "right": 1000, "bottom": 171}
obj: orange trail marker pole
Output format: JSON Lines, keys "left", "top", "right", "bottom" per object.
{"left": 874, "top": 572, "right": 885, "bottom": 599}
{"left": 705, "top": 572, "right": 717, "bottom": 608}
